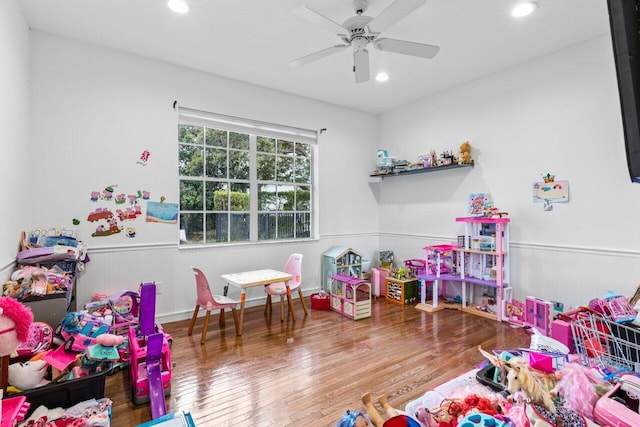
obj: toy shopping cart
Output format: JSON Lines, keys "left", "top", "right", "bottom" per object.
{"left": 571, "top": 312, "right": 640, "bottom": 373}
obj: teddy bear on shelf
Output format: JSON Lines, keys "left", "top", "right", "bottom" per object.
{"left": 458, "top": 141, "right": 473, "bottom": 165}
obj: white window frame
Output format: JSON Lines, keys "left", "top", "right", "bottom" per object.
{"left": 177, "top": 106, "right": 318, "bottom": 246}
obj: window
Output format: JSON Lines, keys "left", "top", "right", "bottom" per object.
{"left": 178, "top": 107, "right": 316, "bottom": 245}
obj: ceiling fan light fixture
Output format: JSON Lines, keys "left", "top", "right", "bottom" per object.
{"left": 512, "top": 2, "right": 537, "bottom": 18}
{"left": 290, "top": 0, "right": 436, "bottom": 83}
{"left": 167, "top": 0, "right": 189, "bottom": 14}
{"left": 376, "top": 72, "right": 389, "bottom": 82}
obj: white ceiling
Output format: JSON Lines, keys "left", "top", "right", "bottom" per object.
{"left": 18, "top": 0, "right": 611, "bottom": 114}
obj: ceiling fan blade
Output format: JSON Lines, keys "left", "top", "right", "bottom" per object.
{"left": 293, "top": 6, "right": 348, "bottom": 37}
{"left": 354, "top": 49, "right": 370, "bottom": 83}
{"left": 367, "top": 0, "right": 426, "bottom": 34}
{"left": 373, "top": 37, "right": 439, "bottom": 58}
{"left": 288, "top": 45, "right": 349, "bottom": 68}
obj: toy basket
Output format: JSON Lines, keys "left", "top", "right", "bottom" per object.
{"left": 9, "top": 363, "right": 117, "bottom": 418}
{"left": 310, "top": 293, "right": 330, "bottom": 310}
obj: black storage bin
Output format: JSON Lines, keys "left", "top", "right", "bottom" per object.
{"left": 475, "top": 364, "right": 506, "bottom": 393}
{"left": 9, "top": 364, "right": 116, "bottom": 417}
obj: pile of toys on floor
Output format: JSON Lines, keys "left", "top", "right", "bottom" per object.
{"left": 339, "top": 291, "right": 640, "bottom": 426}
{"left": 0, "top": 282, "right": 173, "bottom": 426}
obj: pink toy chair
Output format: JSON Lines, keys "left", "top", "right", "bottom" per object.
{"left": 264, "top": 254, "right": 308, "bottom": 321}
{"left": 188, "top": 267, "right": 239, "bottom": 344}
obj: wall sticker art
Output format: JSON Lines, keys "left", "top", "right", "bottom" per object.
{"left": 86, "top": 185, "right": 151, "bottom": 237}
{"left": 146, "top": 200, "right": 178, "bottom": 224}
{"left": 136, "top": 150, "right": 151, "bottom": 166}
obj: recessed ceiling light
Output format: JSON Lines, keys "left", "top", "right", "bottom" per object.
{"left": 376, "top": 72, "right": 389, "bottom": 82}
{"left": 512, "top": 2, "right": 537, "bottom": 18}
{"left": 168, "top": 0, "right": 189, "bottom": 14}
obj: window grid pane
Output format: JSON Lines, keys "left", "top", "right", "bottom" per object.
{"left": 206, "top": 213, "right": 227, "bottom": 243}
{"left": 205, "top": 128, "right": 226, "bottom": 147}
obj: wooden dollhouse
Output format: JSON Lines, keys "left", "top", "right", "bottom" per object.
{"left": 321, "top": 246, "right": 363, "bottom": 292}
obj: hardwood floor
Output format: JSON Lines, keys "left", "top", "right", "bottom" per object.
{"left": 106, "top": 298, "right": 530, "bottom": 426}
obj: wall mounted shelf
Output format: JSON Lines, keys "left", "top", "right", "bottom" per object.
{"left": 369, "top": 163, "right": 473, "bottom": 179}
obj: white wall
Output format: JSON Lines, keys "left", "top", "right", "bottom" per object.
{"left": 377, "top": 35, "right": 640, "bottom": 309}
{"left": 17, "top": 24, "right": 640, "bottom": 319}
{"left": 0, "top": 0, "right": 30, "bottom": 274}
{"left": 28, "top": 32, "right": 380, "bottom": 322}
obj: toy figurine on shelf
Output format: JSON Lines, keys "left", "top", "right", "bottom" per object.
{"left": 439, "top": 151, "right": 455, "bottom": 166}
{"left": 373, "top": 149, "right": 396, "bottom": 175}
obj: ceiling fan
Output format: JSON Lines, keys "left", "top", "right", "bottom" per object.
{"left": 289, "top": 0, "right": 440, "bottom": 83}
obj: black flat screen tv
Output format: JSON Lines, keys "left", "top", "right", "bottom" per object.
{"left": 607, "top": 0, "right": 640, "bottom": 182}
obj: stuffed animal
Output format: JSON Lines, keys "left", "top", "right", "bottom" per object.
{"left": 458, "top": 141, "right": 472, "bottom": 165}
{"left": 8, "top": 359, "right": 49, "bottom": 390}
{"left": 0, "top": 296, "right": 33, "bottom": 356}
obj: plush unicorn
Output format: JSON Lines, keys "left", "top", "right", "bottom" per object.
{"left": 506, "top": 357, "right": 598, "bottom": 427}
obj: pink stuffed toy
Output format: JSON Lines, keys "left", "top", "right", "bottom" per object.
{"left": 0, "top": 297, "right": 33, "bottom": 356}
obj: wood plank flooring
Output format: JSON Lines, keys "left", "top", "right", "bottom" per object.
{"left": 105, "top": 298, "right": 530, "bottom": 426}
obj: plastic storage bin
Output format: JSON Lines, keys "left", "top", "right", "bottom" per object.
{"left": 10, "top": 363, "right": 117, "bottom": 418}
{"left": 310, "top": 293, "right": 330, "bottom": 310}
{"left": 475, "top": 364, "right": 506, "bottom": 393}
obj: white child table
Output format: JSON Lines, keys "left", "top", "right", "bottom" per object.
{"left": 221, "top": 269, "right": 293, "bottom": 335}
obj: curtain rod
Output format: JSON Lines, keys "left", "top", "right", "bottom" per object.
{"left": 172, "top": 100, "right": 326, "bottom": 136}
